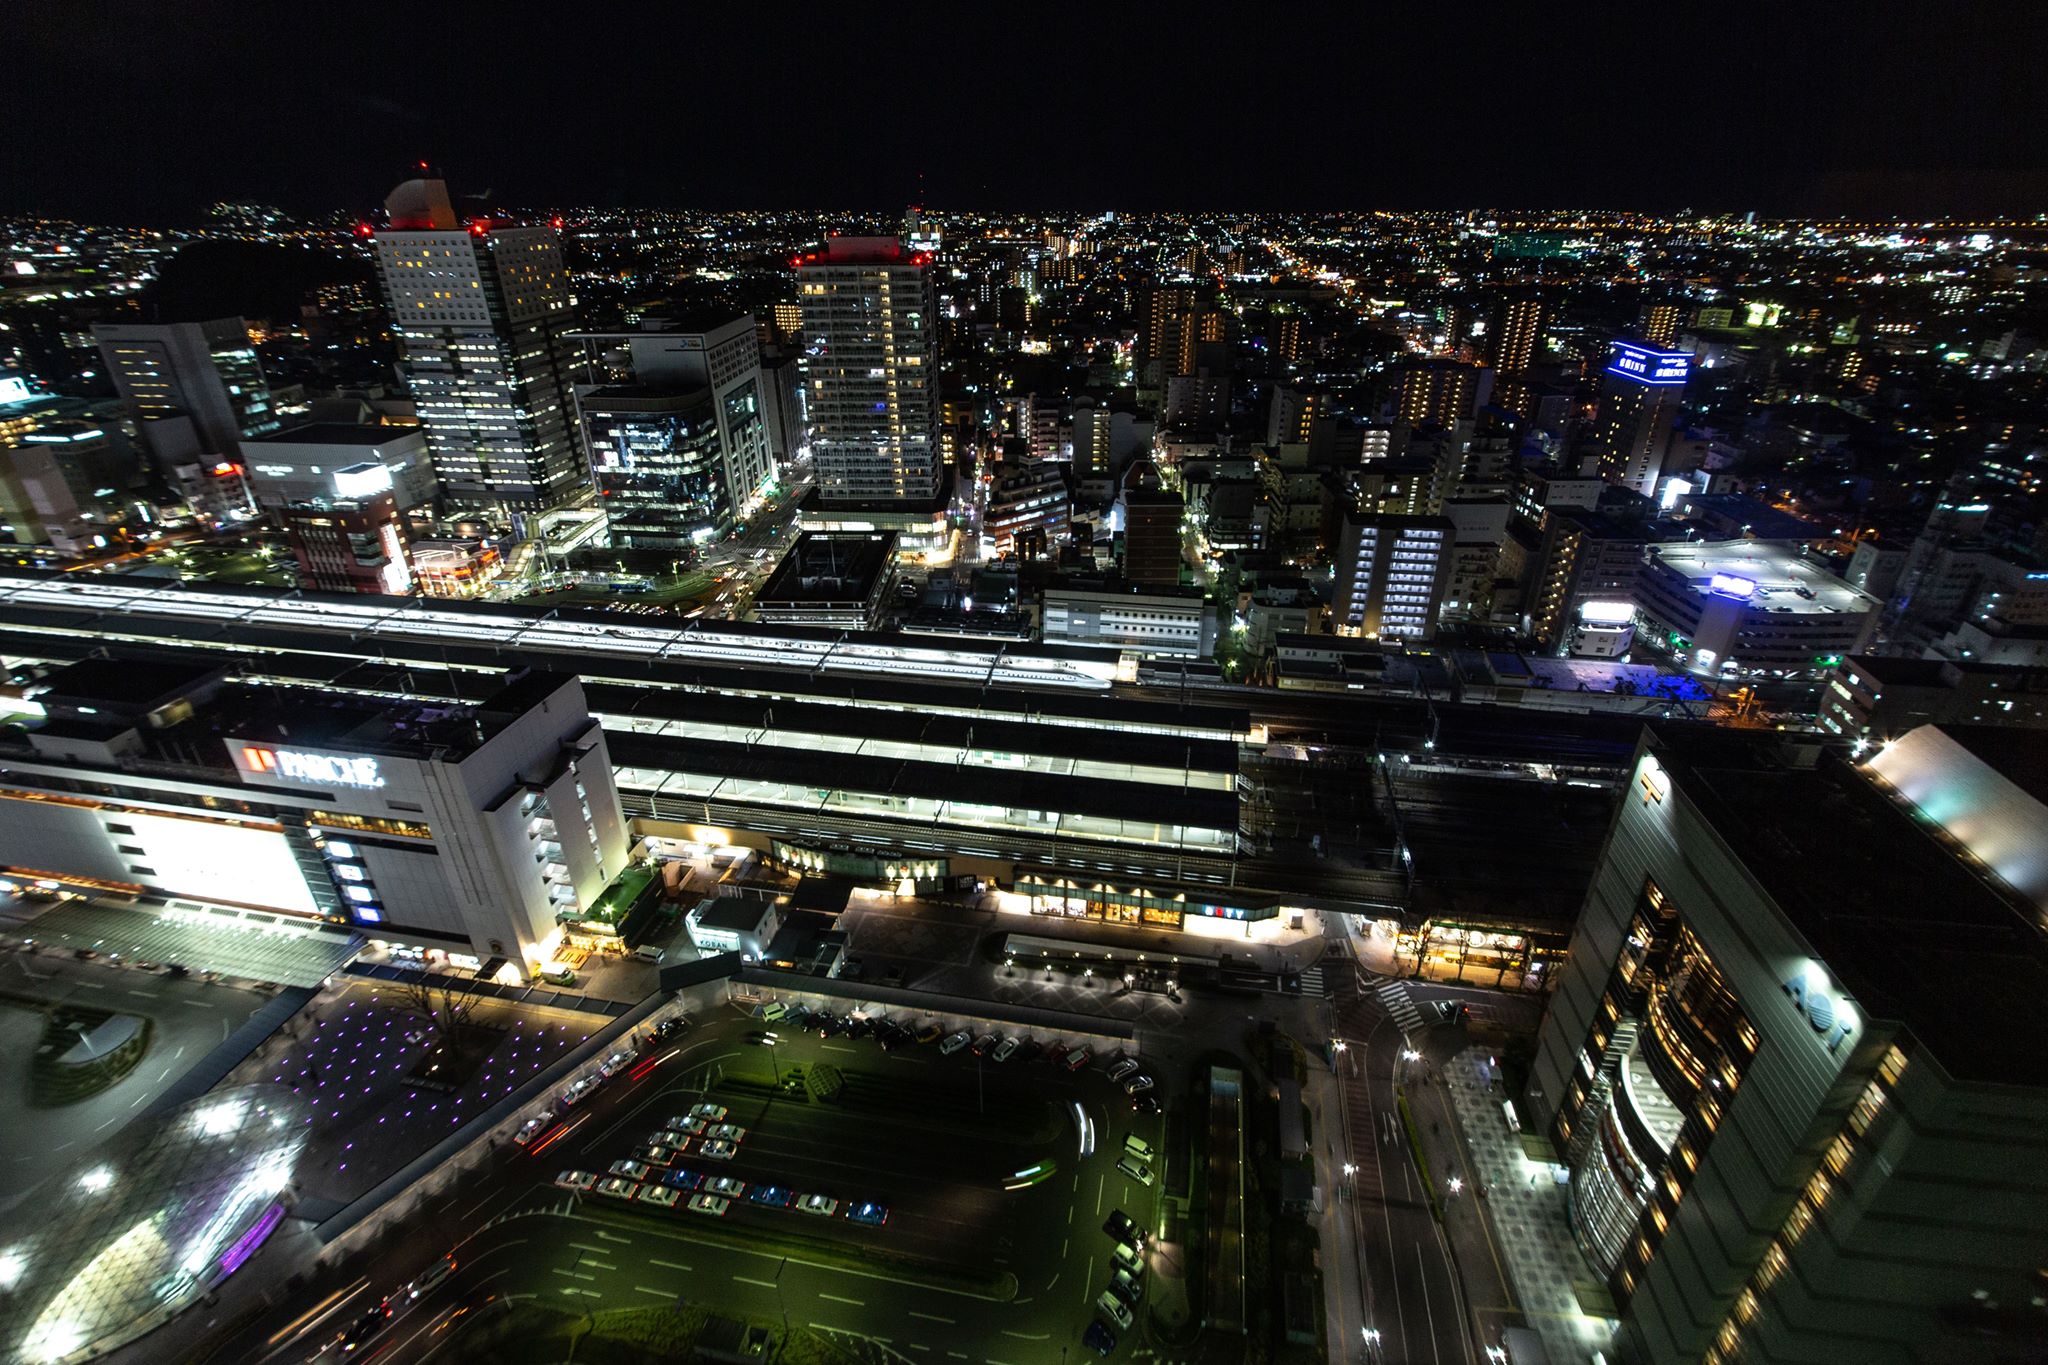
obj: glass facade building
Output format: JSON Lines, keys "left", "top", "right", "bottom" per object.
{"left": 579, "top": 386, "right": 730, "bottom": 548}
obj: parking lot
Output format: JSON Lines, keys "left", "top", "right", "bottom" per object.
{"left": 447, "top": 999, "right": 1176, "bottom": 1360}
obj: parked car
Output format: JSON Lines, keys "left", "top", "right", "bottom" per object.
{"left": 634, "top": 1145, "right": 678, "bottom": 1167}
{"left": 846, "top": 1201, "right": 890, "bottom": 1226}
{"left": 748, "top": 1185, "right": 796, "bottom": 1209}
{"left": 1124, "top": 1135, "right": 1155, "bottom": 1161}
{"left": 970, "top": 1033, "right": 1000, "bottom": 1057}
{"left": 687, "top": 1193, "right": 730, "bottom": 1216}
{"left": 1109, "top": 1269, "right": 1143, "bottom": 1308}
{"left": 663, "top": 1168, "right": 707, "bottom": 1191}
{"left": 689, "top": 1103, "right": 728, "bottom": 1122}
{"left": 700, "top": 1139, "right": 738, "bottom": 1161}
{"left": 597, "top": 1050, "right": 634, "bottom": 1079}
{"left": 814, "top": 1013, "right": 847, "bottom": 1038}
{"left": 705, "top": 1123, "right": 747, "bottom": 1142}
{"left": 1047, "top": 1042, "right": 1073, "bottom": 1066}
{"left": 915, "top": 1022, "right": 945, "bottom": 1044}
{"left": 1103, "top": 1210, "right": 1143, "bottom": 1244}
{"left": 666, "top": 1115, "right": 709, "bottom": 1136}
{"left": 992, "top": 1037, "right": 1021, "bottom": 1062}
{"left": 513, "top": 1112, "right": 556, "bottom": 1146}
{"left": 656, "top": 1131, "right": 695, "bottom": 1152}
{"left": 1131, "top": 1094, "right": 1161, "bottom": 1115}
{"left": 1112, "top": 1241, "right": 1144, "bottom": 1274}
{"left": 596, "top": 1176, "right": 638, "bottom": 1200}
{"left": 1012, "top": 1039, "right": 1044, "bottom": 1064}
{"left": 1064, "top": 1047, "right": 1093, "bottom": 1071}
{"left": 636, "top": 1184, "right": 680, "bottom": 1209}
{"left": 555, "top": 1170, "right": 597, "bottom": 1192}
{"left": 1096, "top": 1292, "right": 1133, "bottom": 1330}
{"left": 798, "top": 1194, "right": 838, "bottom": 1216}
{"left": 1116, "top": 1156, "right": 1155, "bottom": 1186}
{"left": 1082, "top": 1320, "right": 1117, "bottom": 1357}
{"left": 939, "top": 1031, "right": 972, "bottom": 1055}
{"left": 610, "top": 1159, "right": 652, "bottom": 1182}
{"left": 559, "top": 1075, "right": 603, "bottom": 1108}
{"left": 844, "top": 1015, "right": 874, "bottom": 1040}
{"left": 1106, "top": 1058, "right": 1142, "bottom": 1083}
{"left": 1121, "top": 1074, "right": 1155, "bottom": 1096}
{"left": 706, "top": 1175, "right": 747, "bottom": 1197}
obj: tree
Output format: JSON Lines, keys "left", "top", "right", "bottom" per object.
{"left": 396, "top": 968, "right": 479, "bottom": 1066}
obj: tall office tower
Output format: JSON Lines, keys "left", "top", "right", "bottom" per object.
{"left": 571, "top": 317, "right": 777, "bottom": 518}
{"left": 1390, "top": 358, "right": 1491, "bottom": 429}
{"left": 1593, "top": 339, "right": 1692, "bottom": 497}
{"left": 1332, "top": 513, "right": 1455, "bottom": 641}
{"left": 1527, "top": 726, "right": 2048, "bottom": 1365}
{"left": 1487, "top": 291, "right": 1549, "bottom": 375}
{"left": 576, "top": 387, "right": 729, "bottom": 548}
{"left": 371, "top": 176, "right": 586, "bottom": 519}
{"left": 1638, "top": 297, "right": 1682, "bottom": 348}
{"left": 92, "top": 318, "right": 281, "bottom": 461}
{"left": 795, "top": 237, "right": 942, "bottom": 508}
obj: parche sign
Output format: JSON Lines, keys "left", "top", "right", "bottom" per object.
{"left": 233, "top": 742, "right": 386, "bottom": 790}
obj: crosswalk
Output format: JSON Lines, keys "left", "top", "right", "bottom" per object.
{"left": 1375, "top": 980, "right": 1426, "bottom": 1034}
{"left": 1297, "top": 961, "right": 1340, "bottom": 998}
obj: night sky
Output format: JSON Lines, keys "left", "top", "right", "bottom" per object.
{"left": 8, "top": 1, "right": 2046, "bottom": 222}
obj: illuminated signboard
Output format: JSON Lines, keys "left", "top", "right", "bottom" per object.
{"left": 1605, "top": 341, "right": 1692, "bottom": 386}
{"left": 1708, "top": 572, "right": 1758, "bottom": 599}
{"left": 1784, "top": 965, "right": 1855, "bottom": 1054}
{"left": 233, "top": 742, "right": 386, "bottom": 790}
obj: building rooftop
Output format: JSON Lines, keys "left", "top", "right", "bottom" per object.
{"left": 249, "top": 423, "right": 421, "bottom": 448}
{"left": 1662, "top": 728, "right": 2048, "bottom": 1087}
{"left": 756, "top": 532, "right": 895, "bottom": 610}
{"left": 1645, "top": 541, "right": 1878, "bottom": 615}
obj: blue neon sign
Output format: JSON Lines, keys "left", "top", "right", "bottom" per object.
{"left": 1606, "top": 341, "right": 1692, "bottom": 386}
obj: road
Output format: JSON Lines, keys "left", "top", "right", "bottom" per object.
{"left": 232, "top": 1005, "right": 1171, "bottom": 1365}
{"left": 1327, "top": 963, "right": 1536, "bottom": 1365}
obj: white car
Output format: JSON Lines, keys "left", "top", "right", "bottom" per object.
{"left": 706, "top": 1175, "right": 747, "bottom": 1197}
{"left": 798, "top": 1194, "right": 838, "bottom": 1216}
{"left": 559, "top": 1075, "right": 603, "bottom": 1108}
{"left": 595, "top": 1176, "right": 638, "bottom": 1200}
{"left": 597, "top": 1050, "right": 635, "bottom": 1079}
{"left": 689, "top": 1103, "right": 728, "bottom": 1122}
{"left": 687, "top": 1193, "right": 729, "bottom": 1216}
{"left": 665, "top": 1115, "right": 709, "bottom": 1136}
{"left": 554, "top": 1170, "right": 597, "bottom": 1192}
{"left": 610, "top": 1159, "right": 652, "bottom": 1182}
{"left": 1096, "top": 1291, "right": 1133, "bottom": 1330}
{"left": 1116, "top": 1156, "right": 1155, "bottom": 1187}
{"left": 635, "top": 1184, "right": 680, "bottom": 1209}
{"left": 1106, "top": 1058, "right": 1141, "bottom": 1083}
{"left": 700, "top": 1139, "right": 737, "bottom": 1161}
{"left": 705, "top": 1123, "right": 747, "bottom": 1143}
{"left": 513, "top": 1111, "right": 556, "bottom": 1146}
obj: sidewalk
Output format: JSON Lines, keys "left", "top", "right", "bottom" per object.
{"left": 1441, "top": 1045, "right": 1620, "bottom": 1365}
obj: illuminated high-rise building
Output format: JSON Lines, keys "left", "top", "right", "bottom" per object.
{"left": 1593, "top": 339, "right": 1692, "bottom": 497}
{"left": 1390, "top": 358, "right": 1489, "bottom": 429}
{"left": 92, "top": 318, "right": 281, "bottom": 461}
{"left": 1488, "top": 291, "right": 1549, "bottom": 375}
{"left": 795, "top": 236, "right": 942, "bottom": 507}
{"left": 1639, "top": 298, "right": 1683, "bottom": 348}
{"left": 370, "top": 176, "right": 587, "bottom": 519}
